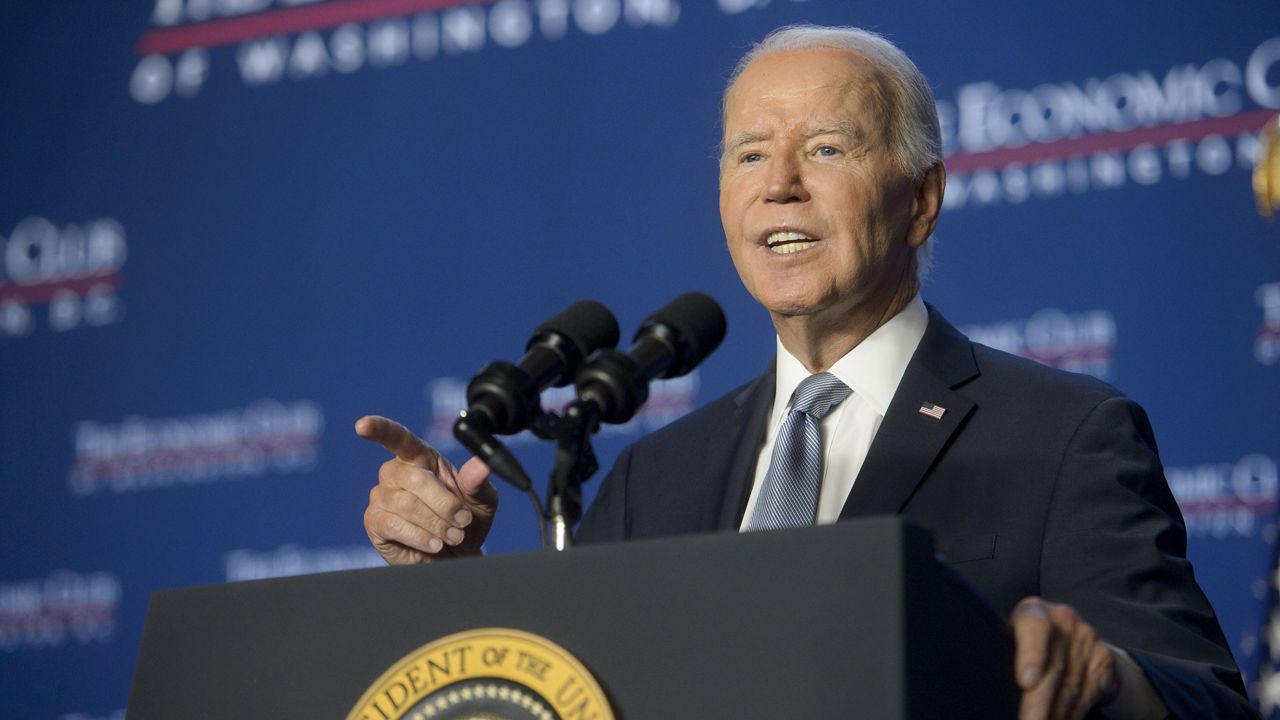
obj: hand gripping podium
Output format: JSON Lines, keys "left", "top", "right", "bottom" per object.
{"left": 128, "top": 517, "right": 1019, "bottom": 718}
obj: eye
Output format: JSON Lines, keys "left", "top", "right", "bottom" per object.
{"left": 740, "top": 151, "right": 764, "bottom": 164}
{"left": 814, "top": 145, "right": 842, "bottom": 158}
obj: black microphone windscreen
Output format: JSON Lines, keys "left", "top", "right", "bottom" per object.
{"left": 529, "top": 299, "right": 620, "bottom": 358}
{"left": 638, "top": 292, "right": 726, "bottom": 377}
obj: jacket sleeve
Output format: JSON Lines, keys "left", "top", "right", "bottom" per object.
{"left": 1040, "top": 395, "right": 1257, "bottom": 719}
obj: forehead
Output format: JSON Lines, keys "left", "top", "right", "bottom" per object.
{"left": 723, "top": 47, "right": 883, "bottom": 134}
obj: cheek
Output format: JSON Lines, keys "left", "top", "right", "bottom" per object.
{"left": 721, "top": 184, "right": 742, "bottom": 226}
{"left": 725, "top": 234, "right": 755, "bottom": 280}
{"left": 719, "top": 176, "right": 755, "bottom": 229}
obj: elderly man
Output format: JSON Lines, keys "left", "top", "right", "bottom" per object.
{"left": 357, "top": 25, "right": 1255, "bottom": 720}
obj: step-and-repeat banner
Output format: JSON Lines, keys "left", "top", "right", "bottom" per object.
{"left": 2, "top": 2, "right": 1278, "bottom": 717}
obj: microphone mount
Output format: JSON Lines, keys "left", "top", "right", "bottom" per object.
{"left": 452, "top": 293, "right": 725, "bottom": 552}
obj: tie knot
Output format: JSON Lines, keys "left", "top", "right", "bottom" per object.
{"left": 790, "top": 372, "right": 851, "bottom": 420}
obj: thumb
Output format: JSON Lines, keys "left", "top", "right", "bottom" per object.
{"left": 455, "top": 455, "right": 496, "bottom": 506}
{"left": 1011, "top": 597, "right": 1053, "bottom": 688}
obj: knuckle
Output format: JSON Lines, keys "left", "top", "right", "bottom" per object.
{"left": 427, "top": 489, "right": 463, "bottom": 517}
{"left": 383, "top": 513, "right": 419, "bottom": 543}
{"left": 372, "top": 486, "right": 393, "bottom": 510}
{"left": 1049, "top": 604, "right": 1079, "bottom": 625}
{"left": 378, "top": 459, "right": 405, "bottom": 486}
{"left": 422, "top": 480, "right": 460, "bottom": 513}
{"left": 398, "top": 466, "right": 429, "bottom": 493}
{"left": 389, "top": 527, "right": 428, "bottom": 552}
{"left": 408, "top": 468, "right": 448, "bottom": 503}
{"left": 396, "top": 489, "right": 448, "bottom": 532}
{"left": 388, "top": 488, "right": 415, "bottom": 515}
{"left": 367, "top": 508, "right": 397, "bottom": 539}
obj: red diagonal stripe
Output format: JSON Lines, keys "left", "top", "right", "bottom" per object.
{"left": 0, "top": 272, "right": 121, "bottom": 305}
{"left": 136, "top": 0, "right": 494, "bottom": 56}
{"left": 945, "top": 107, "right": 1278, "bottom": 174}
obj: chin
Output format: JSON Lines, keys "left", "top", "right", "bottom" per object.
{"left": 760, "top": 296, "right": 824, "bottom": 318}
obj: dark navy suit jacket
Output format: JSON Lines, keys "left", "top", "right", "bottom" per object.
{"left": 577, "top": 306, "right": 1255, "bottom": 719}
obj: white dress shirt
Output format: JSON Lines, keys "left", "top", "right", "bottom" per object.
{"left": 740, "top": 294, "right": 928, "bottom": 529}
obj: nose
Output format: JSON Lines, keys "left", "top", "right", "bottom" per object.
{"left": 763, "top": 152, "right": 809, "bottom": 203}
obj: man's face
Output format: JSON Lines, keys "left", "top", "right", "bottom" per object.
{"left": 719, "top": 48, "right": 928, "bottom": 323}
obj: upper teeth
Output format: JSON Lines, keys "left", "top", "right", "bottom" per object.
{"left": 768, "top": 231, "right": 812, "bottom": 244}
{"left": 767, "top": 231, "right": 816, "bottom": 254}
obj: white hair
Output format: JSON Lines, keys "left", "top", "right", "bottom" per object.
{"left": 723, "top": 24, "right": 942, "bottom": 275}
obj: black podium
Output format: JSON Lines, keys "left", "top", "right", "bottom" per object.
{"left": 127, "top": 517, "right": 1019, "bottom": 718}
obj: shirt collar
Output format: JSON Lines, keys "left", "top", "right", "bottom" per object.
{"left": 773, "top": 294, "right": 929, "bottom": 418}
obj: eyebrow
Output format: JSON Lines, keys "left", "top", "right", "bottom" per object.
{"left": 810, "top": 121, "right": 867, "bottom": 142}
{"left": 721, "top": 121, "right": 867, "bottom": 157}
{"left": 722, "top": 131, "right": 766, "bottom": 157}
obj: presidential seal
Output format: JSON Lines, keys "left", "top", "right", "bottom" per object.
{"left": 347, "top": 628, "right": 615, "bottom": 720}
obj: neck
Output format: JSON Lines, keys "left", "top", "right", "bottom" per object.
{"left": 772, "top": 278, "right": 919, "bottom": 373}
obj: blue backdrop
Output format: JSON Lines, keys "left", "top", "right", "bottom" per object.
{"left": 2, "top": 2, "right": 1279, "bottom": 717}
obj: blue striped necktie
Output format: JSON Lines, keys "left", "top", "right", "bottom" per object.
{"left": 745, "top": 372, "right": 852, "bottom": 531}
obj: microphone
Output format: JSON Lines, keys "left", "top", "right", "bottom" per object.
{"left": 575, "top": 292, "right": 726, "bottom": 425}
{"left": 454, "top": 300, "right": 619, "bottom": 490}
{"left": 459, "top": 299, "right": 620, "bottom": 435}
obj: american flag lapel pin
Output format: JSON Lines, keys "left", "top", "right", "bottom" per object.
{"left": 918, "top": 401, "right": 946, "bottom": 420}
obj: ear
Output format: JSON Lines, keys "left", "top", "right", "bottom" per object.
{"left": 906, "top": 162, "right": 946, "bottom": 249}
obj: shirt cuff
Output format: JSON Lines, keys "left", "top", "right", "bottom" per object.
{"left": 1097, "top": 644, "right": 1169, "bottom": 720}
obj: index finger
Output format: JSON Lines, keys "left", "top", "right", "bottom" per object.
{"left": 355, "top": 415, "right": 440, "bottom": 469}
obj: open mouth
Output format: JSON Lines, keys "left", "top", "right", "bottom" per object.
{"left": 765, "top": 230, "right": 818, "bottom": 254}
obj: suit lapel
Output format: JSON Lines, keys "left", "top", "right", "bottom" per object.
{"left": 713, "top": 364, "right": 775, "bottom": 531}
{"left": 839, "top": 306, "right": 979, "bottom": 519}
